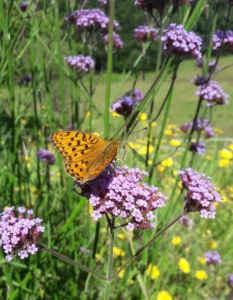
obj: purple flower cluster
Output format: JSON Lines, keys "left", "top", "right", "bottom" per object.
{"left": 134, "top": 25, "right": 158, "bottom": 42}
{"left": 213, "top": 30, "right": 233, "bottom": 51}
{"left": 179, "top": 215, "right": 194, "bottom": 229}
{"left": 98, "top": 0, "right": 107, "bottom": 6}
{"left": 66, "top": 9, "right": 119, "bottom": 31}
{"left": 161, "top": 24, "right": 202, "bottom": 59}
{"left": 180, "top": 119, "right": 214, "bottom": 139}
{"left": 195, "top": 59, "right": 220, "bottom": 74}
{"left": 111, "top": 88, "right": 144, "bottom": 117}
{"left": 195, "top": 81, "right": 229, "bottom": 106}
{"left": 65, "top": 55, "right": 95, "bottom": 73}
{"left": 19, "top": 2, "right": 29, "bottom": 12}
{"left": 77, "top": 166, "right": 166, "bottom": 231}
{"left": 0, "top": 207, "right": 45, "bottom": 261}
{"left": 37, "top": 148, "right": 55, "bottom": 165}
{"left": 189, "top": 142, "right": 206, "bottom": 155}
{"left": 179, "top": 168, "right": 221, "bottom": 218}
{"left": 205, "top": 251, "right": 222, "bottom": 265}
{"left": 228, "top": 274, "right": 233, "bottom": 288}
{"left": 103, "top": 33, "right": 124, "bottom": 49}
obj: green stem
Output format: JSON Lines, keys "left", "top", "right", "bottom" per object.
{"left": 104, "top": 0, "right": 115, "bottom": 138}
{"left": 38, "top": 244, "right": 107, "bottom": 281}
{"left": 104, "top": 229, "right": 114, "bottom": 300}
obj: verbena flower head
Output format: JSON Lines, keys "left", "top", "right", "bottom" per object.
{"left": 76, "top": 166, "right": 167, "bottom": 231}
{"left": 19, "top": 75, "right": 32, "bottom": 87}
{"left": 19, "top": 1, "right": 29, "bottom": 12}
{"left": 228, "top": 274, "right": 233, "bottom": 288}
{"left": 179, "top": 168, "right": 221, "bottom": 218}
{"left": 180, "top": 119, "right": 214, "bottom": 139}
{"left": 111, "top": 96, "right": 136, "bottom": 117}
{"left": 37, "top": 148, "right": 56, "bottom": 165}
{"left": 65, "top": 9, "right": 119, "bottom": 31}
{"left": 213, "top": 30, "right": 233, "bottom": 51}
{"left": 0, "top": 207, "right": 45, "bottom": 261}
{"left": 65, "top": 55, "right": 95, "bottom": 73}
{"left": 195, "top": 81, "right": 229, "bottom": 106}
{"left": 103, "top": 33, "right": 124, "bottom": 49}
{"left": 98, "top": 0, "right": 107, "bottom": 6}
{"left": 126, "top": 88, "right": 144, "bottom": 101}
{"left": 66, "top": 124, "right": 74, "bottom": 130}
{"left": 195, "top": 58, "right": 220, "bottom": 73}
{"left": 161, "top": 24, "right": 202, "bottom": 59}
{"left": 135, "top": 0, "right": 170, "bottom": 15}
{"left": 192, "top": 75, "right": 208, "bottom": 86}
{"left": 205, "top": 251, "right": 222, "bottom": 265}
{"left": 179, "top": 215, "right": 194, "bottom": 229}
{"left": 134, "top": 25, "right": 158, "bottom": 42}
{"left": 189, "top": 142, "right": 206, "bottom": 155}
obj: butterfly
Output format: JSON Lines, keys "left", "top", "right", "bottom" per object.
{"left": 50, "top": 131, "right": 120, "bottom": 184}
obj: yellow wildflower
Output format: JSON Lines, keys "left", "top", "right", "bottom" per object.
{"left": 165, "top": 129, "right": 173, "bottom": 136}
{"left": 169, "top": 139, "right": 181, "bottom": 147}
{"left": 197, "top": 257, "right": 206, "bottom": 265}
{"left": 157, "top": 166, "right": 165, "bottom": 173}
{"left": 219, "top": 149, "right": 233, "bottom": 159}
{"left": 117, "top": 233, "right": 126, "bottom": 240}
{"left": 209, "top": 240, "right": 217, "bottom": 249}
{"left": 93, "top": 132, "right": 100, "bottom": 137}
{"left": 139, "top": 112, "right": 147, "bottom": 121}
{"left": 113, "top": 247, "right": 125, "bottom": 257}
{"left": 86, "top": 111, "right": 90, "bottom": 118}
{"left": 178, "top": 258, "right": 191, "bottom": 274}
{"left": 110, "top": 109, "right": 120, "bottom": 117}
{"left": 89, "top": 205, "right": 93, "bottom": 214}
{"left": 129, "top": 279, "right": 134, "bottom": 285}
{"left": 219, "top": 159, "right": 231, "bottom": 168}
{"left": 118, "top": 269, "right": 125, "bottom": 278}
{"left": 128, "top": 142, "right": 141, "bottom": 149}
{"left": 161, "top": 157, "right": 173, "bottom": 167}
{"left": 205, "top": 155, "right": 212, "bottom": 160}
{"left": 157, "top": 291, "right": 173, "bottom": 300}
{"left": 214, "top": 127, "right": 223, "bottom": 134}
{"left": 171, "top": 236, "right": 181, "bottom": 245}
{"left": 228, "top": 144, "right": 233, "bottom": 151}
{"left": 146, "top": 264, "right": 160, "bottom": 280}
{"left": 21, "top": 119, "right": 26, "bottom": 125}
{"left": 195, "top": 270, "right": 207, "bottom": 280}
{"left": 151, "top": 121, "right": 157, "bottom": 127}
{"left": 148, "top": 160, "right": 153, "bottom": 165}
{"left": 137, "top": 145, "right": 154, "bottom": 155}
{"left": 95, "top": 254, "right": 101, "bottom": 260}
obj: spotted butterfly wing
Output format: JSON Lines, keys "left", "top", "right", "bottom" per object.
{"left": 50, "top": 131, "right": 120, "bottom": 184}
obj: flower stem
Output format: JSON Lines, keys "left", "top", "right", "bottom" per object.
{"left": 110, "top": 211, "right": 185, "bottom": 280}
{"left": 104, "top": 229, "right": 114, "bottom": 300}
{"left": 38, "top": 244, "right": 107, "bottom": 281}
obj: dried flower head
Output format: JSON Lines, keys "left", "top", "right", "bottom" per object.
{"left": 0, "top": 207, "right": 45, "bottom": 261}
{"left": 65, "top": 55, "right": 95, "bottom": 73}
{"left": 134, "top": 25, "right": 158, "bottom": 42}
{"left": 103, "top": 33, "right": 124, "bottom": 49}
{"left": 195, "top": 81, "right": 229, "bottom": 106}
{"left": 37, "top": 149, "right": 56, "bottom": 165}
{"left": 65, "top": 9, "right": 119, "bottom": 31}
{"left": 179, "top": 168, "right": 221, "bottom": 218}
{"left": 161, "top": 24, "right": 202, "bottom": 59}
{"left": 189, "top": 142, "right": 206, "bottom": 155}
{"left": 76, "top": 166, "right": 167, "bottom": 231}
{"left": 213, "top": 30, "right": 233, "bottom": 51}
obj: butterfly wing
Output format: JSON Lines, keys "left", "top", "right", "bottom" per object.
{"left": 51, "top": 131, "right": 119, "bottom": 183}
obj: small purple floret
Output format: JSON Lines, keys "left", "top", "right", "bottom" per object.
{"left": 205, "top": 251, "right": 222, "bottom": 265}
{"left": 103, "top": 33, "right": 124, "bottom": 49}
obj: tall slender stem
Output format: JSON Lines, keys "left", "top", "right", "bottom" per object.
{"left": 104, "top": 229, "right": 114, "bottom": 300}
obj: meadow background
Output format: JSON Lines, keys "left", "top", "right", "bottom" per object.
{"left": 0, "top": 0, "right": 233, "bottom": 299}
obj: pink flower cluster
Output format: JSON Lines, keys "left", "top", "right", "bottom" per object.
{"left": 213, "top": 30, "right": 233, "bottom": 51}
{"left": 180, "top": 119, "right": 214, "bottom": 139}
{"left": 103, "top": 33, "right": 124, "bottom": 49}
{"left": 77, "top": 166, "right": 167, "bottom": 231}
{"left": 65, "top": 55, "right": 95, "bottom": 73}
{"left": 195, "top": 81, "right": 229, "bottom": 106}
{"left": 66, "top": 9, "right": 119, "bottom": 31}
{"left": 134, "top": 25, "right": 158, "bottom": 42}
{"left": 161, "top": 24, "right": 202, "bottom": 59}
{"left": 179, "top": 168, "right": 221, "bottom": 218}
{"left": 0, "top": 207, "right": 45, "bottom": 261}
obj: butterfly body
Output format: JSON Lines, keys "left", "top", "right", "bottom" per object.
{"left": 51, "top": 131, "right": 120, "bottom": 184}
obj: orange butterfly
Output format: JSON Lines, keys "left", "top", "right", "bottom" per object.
{"left": 50, "top": 131, "right": 120, "bottom": 184}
